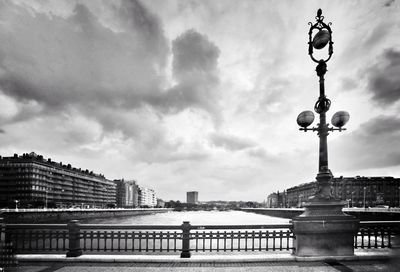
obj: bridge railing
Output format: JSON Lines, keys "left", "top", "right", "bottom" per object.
{"left": 2, "top": 220, "right": 294, "bottom": 257}
{"left": 2, "top": 220, "right": 399, "bottom": 258}
{"left": 355, "top": 221, "right": 400, "bottom": 249}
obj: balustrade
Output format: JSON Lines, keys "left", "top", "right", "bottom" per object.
{"left": 1, "top": 220, "right": 398, "bottom": 258}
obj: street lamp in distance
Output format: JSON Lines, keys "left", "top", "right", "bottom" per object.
{"left": 363, "top": 187, "right": 367, "bottom": 210}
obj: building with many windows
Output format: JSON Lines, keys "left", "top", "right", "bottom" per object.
{"left": 114, "top": 179, "right": 139, "bottom": 208}
{"left": 186, "top": 191, "right": 198, "bottom": 204}
{"left": 273, "top": 176, "right": 400, "bottom": 208}
{"left": 0, "top": 152, "right": 116, "bottom": 208}
{"left": 266, "top": 191, "right": 286, "bottom": 208}
{"left": 138, "top": 186, "right": 157, "bottom": 207}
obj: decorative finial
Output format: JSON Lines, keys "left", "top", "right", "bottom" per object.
{"left": 317, "top": 9, "right": 322, "bottom": 18}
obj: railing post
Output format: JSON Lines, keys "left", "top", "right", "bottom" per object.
{"left": 1, "top": 217, "right": 18, "bottom": 268}
{"left": 66, "top": 220, "right": 82, "bottom": 257}
{"left": 180, "top": 221, "right": 191, "bottom": 258}
{"left": 0, "top": 217, "right": 4, "bottom": 242}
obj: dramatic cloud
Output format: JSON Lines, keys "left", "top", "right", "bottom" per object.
{"left": 0, "top": 0, "right": 399, "bottom": 201}
{"left": 163, "top": 29, "right": 221, "bottom": 121}
{"left": 384, "top": 0, "right": 396, "bottom": 7}
{"left": 365, "top": 48, "right": 400, "bottom": 105}
{"left": 332, "top": 115, "right": 400, "bottom": 170}
{"left": 0, "top": 1, "right": 167, "bottom": 116}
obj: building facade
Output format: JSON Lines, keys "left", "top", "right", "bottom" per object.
{"left": 286, "top": 182, "right": 316, "bottom": 208}
{"left": 156, "top": 198, "right": 165, "bottom": 208}
{"left": 331, "top": 176, "right": 400, "bottom": 207}
{"left": 266, "top": 191, "right": 286, "bottom": 208}
{"left": 187, "top": 191, "right": 198, "bottom": 204}
{"left": 279, "top": 176, "right": 400, "bottom": 208}
{"left": 114, "top": 179, "right": 139, "bottom": 208}
{"left": 138, "top": 186, "right": 157, "bottom": 207}
{"left": 266, "top": 193, "right": 278, "bottom": 208}
{"left": 0, "top": 152, "right": 116, "bottom": 208}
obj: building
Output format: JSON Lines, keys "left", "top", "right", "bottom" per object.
{"left": 186, "top": 191, "right": 198, "bottom": 204}
{"left": 286, "top": 182, "right": 316, "bottom": 208}
{"left": 114, "top": 179, "right": 139, "bottom": 208}
{"left": 0, "top": 152, "right": 116, "bottom": 208}
{"left": 138, "top": 186, "right": 157, "bottom": 207}
{"left": 156, "top": 198, "right": 165, "bottom": 208}
{"left": 266, "top": 191, "right": 286, "bottom": 208}
{"left": 332, "top": 176, "right": 400, "bottom": 208}
{"left": 266, "top": 193, "right": 278, "bottom": 208}
{"left": 281, "top": 176, "right": 400, "bottom": 208}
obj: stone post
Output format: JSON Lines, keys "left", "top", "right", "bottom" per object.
{"left": 66, "top": 220, "right": 82, "bottom": 257}
{"left": 292, "top": 201, "right": 359, "bottom": 256}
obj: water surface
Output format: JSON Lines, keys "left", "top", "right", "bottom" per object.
{"left": 85, "top": 210, "right": 290, "bottom": 225}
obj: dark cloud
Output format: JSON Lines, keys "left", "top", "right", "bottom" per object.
{"left": 0, "top": 1, "right": 166, "bottom": 112}
{"left": 331, "top": 115, "right": 400, "bottom": 170}
{"left": 0, "top": 1, "right": 221, "bottom": 140}
{"left": 365, "top": 48, "right": 400, "bottom": 105}
{"left": 159, "top": 29, "right": 221, "bottom": 121}
{"left": 384, "top": 0, "right": 396, "bottom": 7}
{"left": 209, "top": 133, "right": 255, "bottom": 151}
{"left": 116, "top": 0, "right": 169, "bottom": 66}
{"left": 172, "top": 29, "right": 220, "bottom": 80}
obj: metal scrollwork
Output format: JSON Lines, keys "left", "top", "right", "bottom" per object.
{"left": 308, "top": 9, "right": 333, "bottom": 63}
{"left": 314, "top": 96, "right": 331, "bottom": 114}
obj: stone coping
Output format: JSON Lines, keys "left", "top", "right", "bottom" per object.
{"left": 17, "top": 251, "right": 396, "bottom": 263}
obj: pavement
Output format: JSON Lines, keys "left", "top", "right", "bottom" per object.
{"left": 4, "top": 250, "right": 400, "bottom": 272}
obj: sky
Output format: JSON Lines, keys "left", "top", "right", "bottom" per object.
{"left": 0, "top": 0, "right": 400, "bottom": 202}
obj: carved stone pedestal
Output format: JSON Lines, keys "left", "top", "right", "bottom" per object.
{"left": 292, "top": 200, "right": 359, "bottom": 257}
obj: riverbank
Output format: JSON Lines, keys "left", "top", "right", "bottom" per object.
{"left": 242, "top": 207, "right": 400, "bottom": 220}
{"left": 0, "top": 208, "right": 172, "bottom": 223}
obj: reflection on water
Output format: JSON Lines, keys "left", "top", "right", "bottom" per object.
{"left": 84, "top": 210, "right": 290, "bottom": 225}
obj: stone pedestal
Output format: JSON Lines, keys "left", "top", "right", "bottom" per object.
{"left": 292, "top": 200, "right": 359, "bottom": 257}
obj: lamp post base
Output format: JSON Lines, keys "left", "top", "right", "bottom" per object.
{"left": 292, "top": 199, "right": 359, "bottom": 257}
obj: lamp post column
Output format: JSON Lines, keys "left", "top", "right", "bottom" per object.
{"left": 315, "top": 60, "right": 333, "bottom": 199}
{"left": 292, "top": 9, "right": 359, "bottom": 257}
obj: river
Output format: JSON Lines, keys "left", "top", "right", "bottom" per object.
{"left": 84, "top": 210, "right": 290, "bottom": 225}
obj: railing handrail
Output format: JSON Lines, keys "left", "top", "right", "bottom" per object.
{"left": 5, "top": 224, "right": 67, "bottom": 229}
{"left": 5, "top": 221, "right": 399, "bottom": 229}
{"left": 359, "top": 221, "right": 400, "bottom": 224}
{"left": 189, "top": 223, "right": 292, "bottom": 230}
{"left": 4, "top": 223, "right": 294, "bottom": 231}
{"left": 80, "top": 224, "right": 182, "bottom": 230}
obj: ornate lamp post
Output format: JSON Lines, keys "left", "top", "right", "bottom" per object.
{"left": 297, "top": 9, "right": 350, "bottom": 202}
{"left": 292, "top": 9, "right": 359, "bottom": 257}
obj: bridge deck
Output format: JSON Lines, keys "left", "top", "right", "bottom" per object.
{"left": 16, "top": 254, "right": 400, "bottom": 272}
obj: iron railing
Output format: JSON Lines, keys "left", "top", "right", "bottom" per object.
{"left": 2, "top": 220, "right": 399, "bottom": 258}
{"left": 355, "top": 221, "right": 400, "bottom": 249}
{"left": 2, "top": 221, "right": 294, "bottom": 257}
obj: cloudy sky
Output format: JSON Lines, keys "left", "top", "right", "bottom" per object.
{"left": 0, "top": 0, "right": 399, "bottom": 202}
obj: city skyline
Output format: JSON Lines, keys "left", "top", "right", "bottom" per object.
{"left": 0, "top": 0, "right": 400, "bottom": 201}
